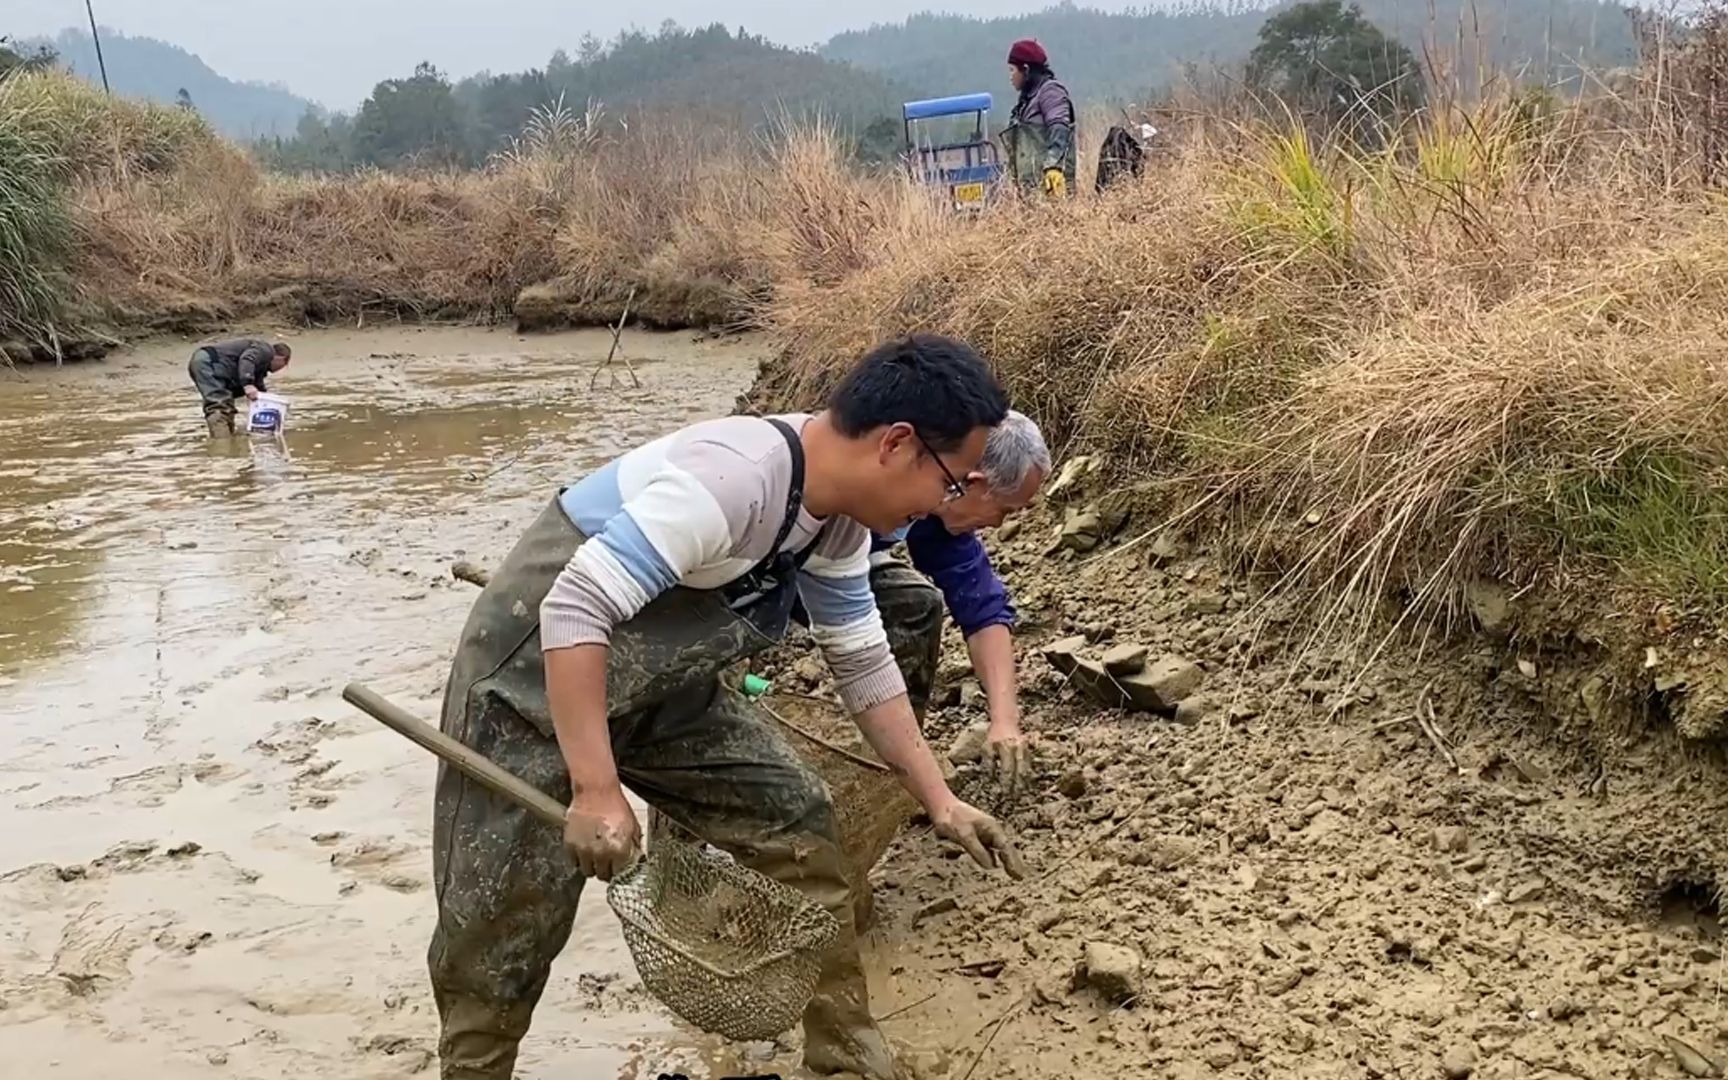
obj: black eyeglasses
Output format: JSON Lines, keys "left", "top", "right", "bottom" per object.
{"left": 914, "top": 431, "right": 967, "bottom": 503}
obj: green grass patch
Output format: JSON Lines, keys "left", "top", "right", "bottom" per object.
{"left": 0, "top": 111, "right": 72, "bottom": 349}
{"left": 1541, "top": 452, "right": 1728, "bottom": 606}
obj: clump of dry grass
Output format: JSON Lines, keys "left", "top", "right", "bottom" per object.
{"left": 69, "top": 107, "right": 844, "bottom": 332}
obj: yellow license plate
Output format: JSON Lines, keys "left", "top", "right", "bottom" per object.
{"left": 953, "top": 182, "right": 985, "bottom": 203}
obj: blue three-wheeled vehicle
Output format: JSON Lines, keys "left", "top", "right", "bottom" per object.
{"left": 902, "top": 92, "right": 1004, "bottom": 212}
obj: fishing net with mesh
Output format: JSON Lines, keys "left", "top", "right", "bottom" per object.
{"left": 605, "top": 839, "right": 839, "bottom": 1041}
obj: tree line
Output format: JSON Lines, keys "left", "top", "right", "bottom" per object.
{"left": 255, "top": 22, "right": 909, "bottom": 173}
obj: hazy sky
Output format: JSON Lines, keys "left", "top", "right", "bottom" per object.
{"left": 10, "top": 1, "right": 1125, "bottom": 109}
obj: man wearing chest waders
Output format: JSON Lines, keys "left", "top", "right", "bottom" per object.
{"left": 187, "top": 337, "right": 290, "bottom": 437}
{"left": 430, "top": 334, "right": 1026, "bottom": 1080}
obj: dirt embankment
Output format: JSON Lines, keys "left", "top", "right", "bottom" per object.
{"left": 726, "top": 465, "right": 1728, "bottom": 1080}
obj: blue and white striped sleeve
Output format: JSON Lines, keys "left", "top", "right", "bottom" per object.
{"left": 798, "top": 524, "right": 906, "bottom": 714}
{"left": 540, "top": 451, "right": 748, "bottom": 651}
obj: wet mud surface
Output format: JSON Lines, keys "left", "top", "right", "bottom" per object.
{"left": 0, "top": 326, "right": 756, "bottom": 1079}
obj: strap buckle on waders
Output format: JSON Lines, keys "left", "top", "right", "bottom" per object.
{"left": 722, "top": 417, "right": 827, "bottom": 611}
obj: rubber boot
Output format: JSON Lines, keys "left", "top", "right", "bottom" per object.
{"left": 435, "top": 994, "right": 536, "bottom": 1080}
{"left": 741, "top": 836, "right": 899, "bottom": 1079}
{"left": 205, "top": 412, "right": 234, "bottom": 438}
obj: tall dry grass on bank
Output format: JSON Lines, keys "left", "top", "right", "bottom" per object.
{"left": 759, "top": 93, "right": 1728, "bottom": 663}
{"left": 68, "top": 106, "right": 800, "bottom": 334}
{"left": 1, "top": 70, "right": 218, "bottom": 353}
{"left": 0, "top": 84, "right": 888, "bottom": 347}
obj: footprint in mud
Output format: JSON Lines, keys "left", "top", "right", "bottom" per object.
{"left": 0, "top": 900, "right": 173, "bottom": 1009}
{"left": 294, "top": 791, "right": 340, "bottom": 811}
{"left": 26, "top": 765, "right": 186, "bottom": 811}
{"left": 329, "top": 838, "right": 427, "bottom": 894}
{"left": 191, "top": 757, "right": 245, "bottom": 786}
{"left": 294, "top": 756, "right": 356, "bottom": 793}
{"left": 35, "top": 840, "right": 258, "bottom": 886}
{"left": 572, "top": 970, "right": 652, "bottom": 1014}
{"left": 252, "top": 716, "right": 352, "bottom": 766}
{"left": 355, "top": 1032, "right": 436, "bottom": 1075}
{"left": 153, "top": 926, "right": 215, "bottom": 954}
{"left": 243, "top": 985, "right": 367, "bottom": 1018}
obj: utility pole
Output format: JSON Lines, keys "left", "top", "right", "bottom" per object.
{"left": 84, "top": 0, "right": 111, "bottom": 94}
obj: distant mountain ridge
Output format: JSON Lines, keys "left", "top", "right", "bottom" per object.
{"left": 824, "top": 0, "right": 1643, "bottom": 103}
{"left": 27, "top": 28, "right": 316, "bottom": 139}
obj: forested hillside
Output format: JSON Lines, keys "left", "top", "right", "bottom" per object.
{"left": 826, "top": 0, "right": 1642, "bottom": 102}
{"left": 260, "top": 23, "right": 909, "bottom": 172}
{"left": 29, "top": 28, "right": 313, "bottom": 138}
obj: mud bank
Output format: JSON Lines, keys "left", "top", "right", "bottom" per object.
{"left": 739, "top": 490, "right": 1728, "bottom": 1080}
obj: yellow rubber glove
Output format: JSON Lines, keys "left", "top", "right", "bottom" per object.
{"left": 1043, "top": 168, "right": 1068, "bottom": 198}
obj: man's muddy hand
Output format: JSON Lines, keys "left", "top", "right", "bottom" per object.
{"left": 931, "top": 800, "right": 1027, "bottom": 879}
{"left": 563, "top": 784, "right": 641, "bottom": 880}
{"left": 985, "top": 723, "right": 1031, "bottom": 797}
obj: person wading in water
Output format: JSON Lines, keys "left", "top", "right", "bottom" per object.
{"left": 187, "top": 338, "right": 290, "bottom": 437}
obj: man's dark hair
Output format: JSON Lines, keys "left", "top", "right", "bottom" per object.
{"left": 829, "top": 335, "right": 1008, "bottom": 452}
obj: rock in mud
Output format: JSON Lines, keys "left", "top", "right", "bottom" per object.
{"left": 1043, "top": 636, "right": 1089, "bottom": 675}
{"left": 948, "top": 722, "right": 990, "bottom": 765}
{"left": 958, "top": 679, "right": 985, "bottom": 708}
{"left": 1441, "top": 1042, "right": 1478, "bottom": 1079}
{"left": 1046, "top": 454, "right": 1101, "bottom": 502}
{"left": 913, "top": 897, "right": 959, "bottom": 927}
{"left": 450, "top": 561, "right": 490, "bottom": 587}
{"left": 1076, "top": 940, "right": 1142, "bottom": 1004}
{"left": 1116, "top": 656, "right": 1205, "bottom": 713}
{"left": 1147, "top": 532, "right": 1184, "bottom": 567}
{"left": 1237, "top": 864, "right": 1275, "bottom": 893}
{"left": 1173, "top": 695, "right": 1213, "bottom": 725}
{"left": 1432, "top": 826, "right": 1469, "bottom": 853}
{"left": 1465, "top": 580, "right": 1511, "bottom": 637}
{"left": 1103, "top": 643, "right": 1149, "bottom": 676}
{"left": 1506, "top": 876, "right": 1547, "bottom": 904}
{"left": 1186, "top": 591, "right": 1227, "bottom": 617}
{"left": 1262, "top": 966, "right": 1304, "bottom": 996}
{"left": 1054, "top": 508, "right": 1104, "bottom": 554}
{"left": 1042, "top": 636, "right": 1124, "bottom": 704}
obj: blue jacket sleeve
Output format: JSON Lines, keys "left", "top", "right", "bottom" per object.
{"left": 903, "top": 517, "right": 1015, "bottom": 639}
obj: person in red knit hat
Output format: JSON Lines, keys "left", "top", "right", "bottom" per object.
{"left": 1004, "top": 38, "right": 1076, "bottom": 198}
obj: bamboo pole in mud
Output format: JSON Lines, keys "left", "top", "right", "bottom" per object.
{"left": 590, "top": 287, "right": 640, "bottom": 389}
{"left": 341, "top": 683, "right": 565, "bottom": 828}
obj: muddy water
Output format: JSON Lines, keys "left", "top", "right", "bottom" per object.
{"left": 0, "top": 327, "right": 760, "bottom": 1079}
